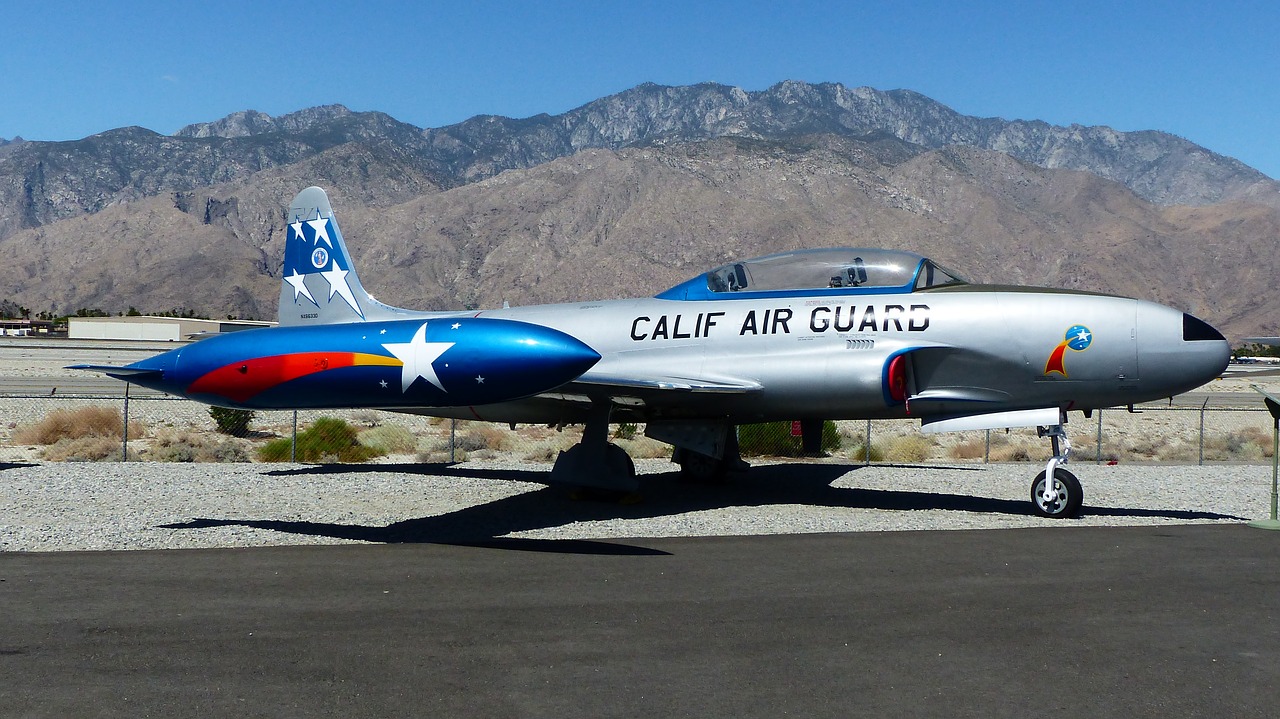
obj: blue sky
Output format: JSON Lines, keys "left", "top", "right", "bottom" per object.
{"left": 4, "top": 1, "right": 1277, "bottom": 178}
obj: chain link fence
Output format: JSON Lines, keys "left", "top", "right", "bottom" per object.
{"left": 0, "top": 390, "right": 1273, "bottom": 467}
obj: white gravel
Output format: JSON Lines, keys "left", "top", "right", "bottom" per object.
{"left": 1, "top": 459, "right": 1273, "bottom": 551}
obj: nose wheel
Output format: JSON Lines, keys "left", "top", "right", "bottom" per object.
{"left": 1031, "top": 467, "right": 1083, "bottom": 518}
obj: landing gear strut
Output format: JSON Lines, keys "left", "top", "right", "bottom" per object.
{"left": 1031, "top": 423, "right": 1083, "bottom": 518}
{"left": 550, "top": 401, "right": 637, "bottom": 495}
{"left": 674, "top": 428, "right": 749, "bottom": 483}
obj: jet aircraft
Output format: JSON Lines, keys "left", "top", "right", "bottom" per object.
{"left": 75, "top": 187, "right": 1231, "bottom": 518}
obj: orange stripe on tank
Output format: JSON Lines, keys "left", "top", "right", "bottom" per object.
{"left": 188, "top": 352, "right": 400, "bottom": 402}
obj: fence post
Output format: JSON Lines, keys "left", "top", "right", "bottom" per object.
{"left": 865, "top": 419, "right": 872, "bottom": 466}
{"left": 1096, "top": 409, "right": 1103, "bottom": 464}
{"left": 291, "top": 410, "right": 298, "bottom": 463}
{"left": 121, "top": 383, "right": 130, "bottom": 462}
{"left": 984, "top": 429, "right": 990, "bottom": 464}
{"left": 1198, "top": 399, "right": 1208, "bottom": 466}
{"left": 450, "top": 418, "right": 457, "bottom": 463}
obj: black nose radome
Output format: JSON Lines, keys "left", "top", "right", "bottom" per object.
{"left": 1183, "top": 314, "right": 1225, "bottom": 342}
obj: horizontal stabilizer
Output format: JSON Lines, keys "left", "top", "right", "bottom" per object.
{"left": 65, "top": 364, "right": 164, "bottom": 380}
{"left": 920, "top": 407, "right": 1061, "bottom": 434}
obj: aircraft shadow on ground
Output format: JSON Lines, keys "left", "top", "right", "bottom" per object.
{"left": 0, "top": 462, "right": 37, "bottom": 472}
{"left": 159, "top": 462, "right": 1245, "bottom": 552}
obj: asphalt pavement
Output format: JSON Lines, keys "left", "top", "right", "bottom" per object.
{"left": 5, "top": 524, "right": 1280, "bottom": 718}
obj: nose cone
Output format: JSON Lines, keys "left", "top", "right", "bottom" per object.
{"left": 1138, "top": 305, "right": 1229, "bottom": 397}
{"left": 438, "top": 320, "right": 600, "bottom": 404}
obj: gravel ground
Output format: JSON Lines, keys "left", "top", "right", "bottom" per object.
{"left": 0, "top": 459, "right": 1271, "bottom": 552}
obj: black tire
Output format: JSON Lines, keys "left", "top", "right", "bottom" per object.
{"left": 1030, "top": 468, "right": 1083, "bottom": 518}
{"left": 605, "top": 442, "right": 636, "bottom": 480}
{"left": 676, "top": 449, "right": 727, "bottom": 484}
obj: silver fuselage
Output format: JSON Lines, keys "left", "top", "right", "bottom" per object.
{"left": 425, "top": 285, "right": 1228, "bottom": 425}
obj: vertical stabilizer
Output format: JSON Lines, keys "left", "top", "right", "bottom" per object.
{"left": 278, "top": 187, "right": 417, "bottom": 326}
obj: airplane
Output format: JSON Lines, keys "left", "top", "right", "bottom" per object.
{"left": 73, "top": 186, "right": 1231, "bottom": 518}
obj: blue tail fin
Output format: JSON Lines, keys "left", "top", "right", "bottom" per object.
{"left": 279, "top": 187, "right": 418, "bottom": 326}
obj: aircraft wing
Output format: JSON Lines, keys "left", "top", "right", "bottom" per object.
{"left": 573, "top": 373, "right": 763, "bottom": 394}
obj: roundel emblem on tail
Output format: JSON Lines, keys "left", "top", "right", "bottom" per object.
{"left": 311, "top": 247, "right": 329, "bottom": 269}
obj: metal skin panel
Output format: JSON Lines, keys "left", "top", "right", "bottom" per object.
{"left": 459, "top": 288, "right": 1215, "bottom": 425}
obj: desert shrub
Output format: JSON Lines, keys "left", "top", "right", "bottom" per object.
{"left": 616, "top": 436, "right": 672, "bottom": 459}
{"left": 257, "top": 417, "right": 383, "bottom": 463}
{"left": 208, "top": 406, "right": 254, "bottom": 437}
{"left": 990, "top": 444, "right": 1034, "bottom": 462}
{"left": 457, "top": 426, "right": 508, "bottom": 452}
{"left": 950, "top": 438, "right": 987, "bottom": 460}
{"left": 212, "top": 440, "right": 250, "bottom": 463}
{"left": 1200, "top": 430, "right": 1272, "bottom": 462}
{"left": 350, "top": 410, "right": 383, "bottom": 427}
{"left": 146, "top": 429, "right": 251, "bottom": 463}
{"left": 848, "top": 442, "right": 884, "bottom": 462}
{"left": 357, "top": 424, "right": 417, "bottom": 454}
{"left": 613, "top": 423, "right": 638, "bottom": 440}
{"left": 41, "top": 436, "right": 130, "bottom": 462}
{"left": 15, "top": 406, "right": 143, "bottom": 445}
{"left": 520, "top": 434, "right": 580, "bottom": 463}
{"left": 738, "top": 421, "right": 840, "bottom": 457}
{"left": 885, "top": 435, "right": 935, "bottom": 463}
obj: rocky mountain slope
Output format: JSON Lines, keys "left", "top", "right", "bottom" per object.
{"left": 0, "top": 81, "right": 1276, "bottom": 339}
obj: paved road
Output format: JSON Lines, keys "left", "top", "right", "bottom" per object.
{"left": 4, "top": 525, "right": 1279, "bottom": 718}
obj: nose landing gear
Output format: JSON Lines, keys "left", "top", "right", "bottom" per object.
{"left": 1032, "top": 423, "right": 1083, "bottom": 518}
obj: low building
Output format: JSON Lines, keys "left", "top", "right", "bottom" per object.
{"left": 0, "top": 319, "right": 56, "bottom": 336}
{"left": 68, "top": 316, "right": 274, "bottom": 341}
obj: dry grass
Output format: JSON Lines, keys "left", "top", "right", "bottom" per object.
{"left": 15, "top": 406, "right": 144, "bottom": 445}
{"left": 884, "top": 435, "right": 935, "bottom": 463}
{"left": 41, "top": 436, "right": 129, "bottom": 462}
{"left": 357, "top": 424, "right": 417, "bottom": 454}
{"left": 949, "top": 438, "right": 987, "bottom": 460}
{"left": 145, "top": 428, "right": 249, "bottom": 463}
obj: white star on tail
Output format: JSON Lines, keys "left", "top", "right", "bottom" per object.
{"left": 321, "top": 265, "right": 362, "bottom": 316}
{"left": 381, "top": 322, "right": 454, "bottom": 392}
{"left": 307, "top": 216, "right": 333, "bottom": 247}
{"left": 284, "top": 269, "right": 316, "bottom": 305}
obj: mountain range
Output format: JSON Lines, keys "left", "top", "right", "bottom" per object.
{"left": 0, "top": 80, "right": 1276, "bottom": 340}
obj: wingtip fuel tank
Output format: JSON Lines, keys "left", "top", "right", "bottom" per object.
{"left": 112, "top": 318, "right": 600, "bottom": 410}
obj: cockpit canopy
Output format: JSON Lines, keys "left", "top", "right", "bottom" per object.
{"left": 656, "top": 248, "right": 968, "bottom": 300}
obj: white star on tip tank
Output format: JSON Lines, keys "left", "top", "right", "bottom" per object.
{"left": 381, "top": 322, "right": 454, "bottom": 392}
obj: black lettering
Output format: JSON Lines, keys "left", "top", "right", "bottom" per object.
{"left": 882, "top": 305, "right": 905, "bottom": 332}
{"left": 772, "top": 308, "right": 792, "bottom": 334}
{"left": 705, "top": 311, "right": 724, "bottom": 336}
{"left": 858, "top": 306, "right": 878, "bottom": 332}
{"left": 834, "top": 305, "right": 856, "bottom": 332}
{"left": 909, "top": 304, "right": 930, "bottom": 331}
{"left": 653, "top": 315, "right": 670, "bottom": 340}
{"left": 740, "top": 311, "right": 759, "bottom": 335}
{"left": 672, "top": 314, "right": 691, "bottom": 339}
{"left": 630, "top": 316, "right": 650, "bottom": 341}
{"left": 810, "top": 306, "right": 831, "bottom": 332}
